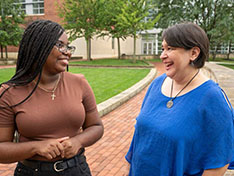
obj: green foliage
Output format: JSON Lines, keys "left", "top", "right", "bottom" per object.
{"left": 97, "top": 0, "right": 131, "bottom": 59}
{"left": 58, "top": 0, "right": 98, "bottom": 40}
{"left": 59, "top": 0, "right": 161, "bottom": 60}
{"left": 154, "top": 2, "right": 233, "bottom": 41}
{"left": 116, "top": 0, "right": 161, "bottom": 61}
{"left": 58, "top": 0, "right": 106, "bottom": 60}
{"left": 0, "top": 0, "right": 25, "bottom": 47}
{"left": 98, "top": 0, "right": 128, "bottom": 39}
{"left": 117, "top": 0, "right": 159, "bottom": 37}
{"left": 153, "top": 0, "right": 233, "bottom": 59}
{"left": 0, "top": 31, "right": 8, "bottom": 47}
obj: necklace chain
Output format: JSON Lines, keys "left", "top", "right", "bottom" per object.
{"left": 167, "top": 69, "right": 200, "bottom": 108}
{"left": 34, "top": 75, "right": 61, "bottom": 100}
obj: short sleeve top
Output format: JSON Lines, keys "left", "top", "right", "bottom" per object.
{"left": 0, "top": 72, "right": 99, "bottom": 142}
{"left": 126, "top": 74, "right": 234, "bottom": 176}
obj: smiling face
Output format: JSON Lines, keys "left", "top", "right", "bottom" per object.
{"left": 42, "top": 32, "right": 71, "bottom": 75}
{"left": 160, "top": 40, "right": 195, "bottom": 80}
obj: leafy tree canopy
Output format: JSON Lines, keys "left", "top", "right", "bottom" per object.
{"left": 153, "top": 0, "right": 233, "bottom": 40}
{"left": 58, "top": 0, "right": 105, "bottom": 41}
{"left": 0, "top": 0, "right": 25, "bottom": 47}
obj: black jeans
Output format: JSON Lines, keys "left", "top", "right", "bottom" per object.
{"left": 14, "top": 154, "right": 91, "bottom": 176}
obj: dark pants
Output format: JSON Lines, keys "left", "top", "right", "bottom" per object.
{"left": 14, "top": 153, "right": 91, "bottom": 176}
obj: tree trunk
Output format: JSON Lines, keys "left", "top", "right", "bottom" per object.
{"left": 117, "top": 37, "right": 121, "bottom": 59}
{"left": 89, "top": 38, "right": 91, "bottom": 60}
{"left": 0, "top": 45, "right": 3, "bottom": 58}
{"left": 5, "top": 46, "right": 8, "bottom": 59}
{"left": 212, "top": 47, "right": 217, "bottom": 61}
{"left": 132, "top": 35, "right": 136, "bottom": 63}
{"left": 86, "top": 37, "right": 91, "bottom": 61}
{"left": 226, "top": 41, "right": 231, "bottom": 60}
{"left": 211, "top": 44, "right": 218, "bottom": 61}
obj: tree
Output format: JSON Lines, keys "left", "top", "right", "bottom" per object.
{"left": 116, "top": 0, "right": 161, "bottom": 62}
{"left": 215, "top": 3, "right": 234, "bottom": 60}
{"left": 152, "top": 0, "right": 233, "bottom": 60}
{"left": 0, "top": 0, "right": 25, "bottom": 59}
{"left": 98, "top": 0, "right": 129, "bottom": 59}
{"left": 58, "top": 0, "right": 105, "bottom": 61}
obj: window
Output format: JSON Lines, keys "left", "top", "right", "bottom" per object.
{"left": 18, "top": 0, "right": 44, "bottom": 15}
{"left": 142, "top": 34, "right": 157, "bottom": 55}
{"left": 32, "top": 0, "right": 44, "bottom": 14}
{"left": 210, "top": 43, "right": 234, "bottom": 54}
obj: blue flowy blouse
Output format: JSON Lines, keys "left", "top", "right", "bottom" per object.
{"left": 125, "top": 74, "right": 234, "bottom": 176}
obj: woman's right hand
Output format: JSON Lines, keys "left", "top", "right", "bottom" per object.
{"left": 0, "top": 126, "right": 69, "bottom": 163}
{"left": 35, "top": 136, "right": 69, "bottom": 160}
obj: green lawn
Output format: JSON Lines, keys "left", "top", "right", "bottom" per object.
{"left": 69, "top": 67, "right": 150, "bottom": 103}
{"left": 0, "top": 67, "right": 150, "bottom": 104}
{"left": 0, "top": 68, "right": 15, "bottom": 82}
{"left": 146, "top": 58, "right": 161, "bottom": 62}
{"left": 219, "top": 64, "right": 234, "bottom": 70}
{"left": 210, "top": 57, "right": 234, "bottom": 64}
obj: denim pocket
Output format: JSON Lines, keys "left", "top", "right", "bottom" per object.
{"left": 14, "top": 162, "right": 34, "bottom": 176}
{"left": 78, "top": 155, "right": 91, "bottom": 176}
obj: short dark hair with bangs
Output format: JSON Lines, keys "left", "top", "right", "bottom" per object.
{"left": 162, "top": 22, "right": 209, "bottom": 68}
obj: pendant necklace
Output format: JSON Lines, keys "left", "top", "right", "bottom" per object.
{"left": 166, "top": 69, "right": 200, "bottom": 108}
{"left": 34, "top": 75, "right": 61, "bottom": 100}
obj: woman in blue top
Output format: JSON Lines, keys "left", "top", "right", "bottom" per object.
{"left": 125, "top": 22, "right": 234, "bottom": 176}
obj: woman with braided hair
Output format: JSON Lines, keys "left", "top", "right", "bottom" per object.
{"left": 0, "top": 20, "right": 103, "bottom": 176}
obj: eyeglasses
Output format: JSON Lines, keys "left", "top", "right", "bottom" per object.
{"left": 55, "top": 41, "right": 76, "bottom": 54}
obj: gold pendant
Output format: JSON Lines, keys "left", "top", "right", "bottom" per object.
{"left": 167, "top": 100, "right": 173, "bottom": 108}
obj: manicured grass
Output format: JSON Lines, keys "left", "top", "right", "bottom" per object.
{"left": 0, "top": 67, "right": 150, "bottom": 104}
{"left": 146, "top": 58, "right": 161, "bottom": 62}
{"left": 219, "top": 64, "right": 234, "bottom": 70}
{"left": 69, "top": 59, "right": 149, "bottom": 66}
{"left": 209, "top": 57, "right": 234, "bottom": 64}
{"left": 69, "top": 67, "right": 150, "bottom": 103}
{"left": 0, "top": 68, "right": 15, "bottom": 82}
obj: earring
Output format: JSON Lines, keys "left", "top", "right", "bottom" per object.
{"left": 190, "top": 60, "right": 195, "bottom": 67}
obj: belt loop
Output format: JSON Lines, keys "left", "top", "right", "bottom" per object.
{"left": 77, "top": 148, "right": 84, "bottom": 155}
{"left": 72, "top": 154, "right": 78, "bottom": 164}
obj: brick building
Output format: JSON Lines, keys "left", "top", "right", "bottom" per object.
{"left": 4, "top": 0, "right": 161, "bottom": 59}
{"left": 4, "top": 0, "right": 62, "bottom": 58}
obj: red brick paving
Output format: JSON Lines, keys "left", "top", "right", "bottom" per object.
{"left": 0, "top": 62, "right": 165, "bottom": 176}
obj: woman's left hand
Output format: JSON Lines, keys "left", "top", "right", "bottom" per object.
{"left": 60, "top": 137, "right": 82, "bottom": 158}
